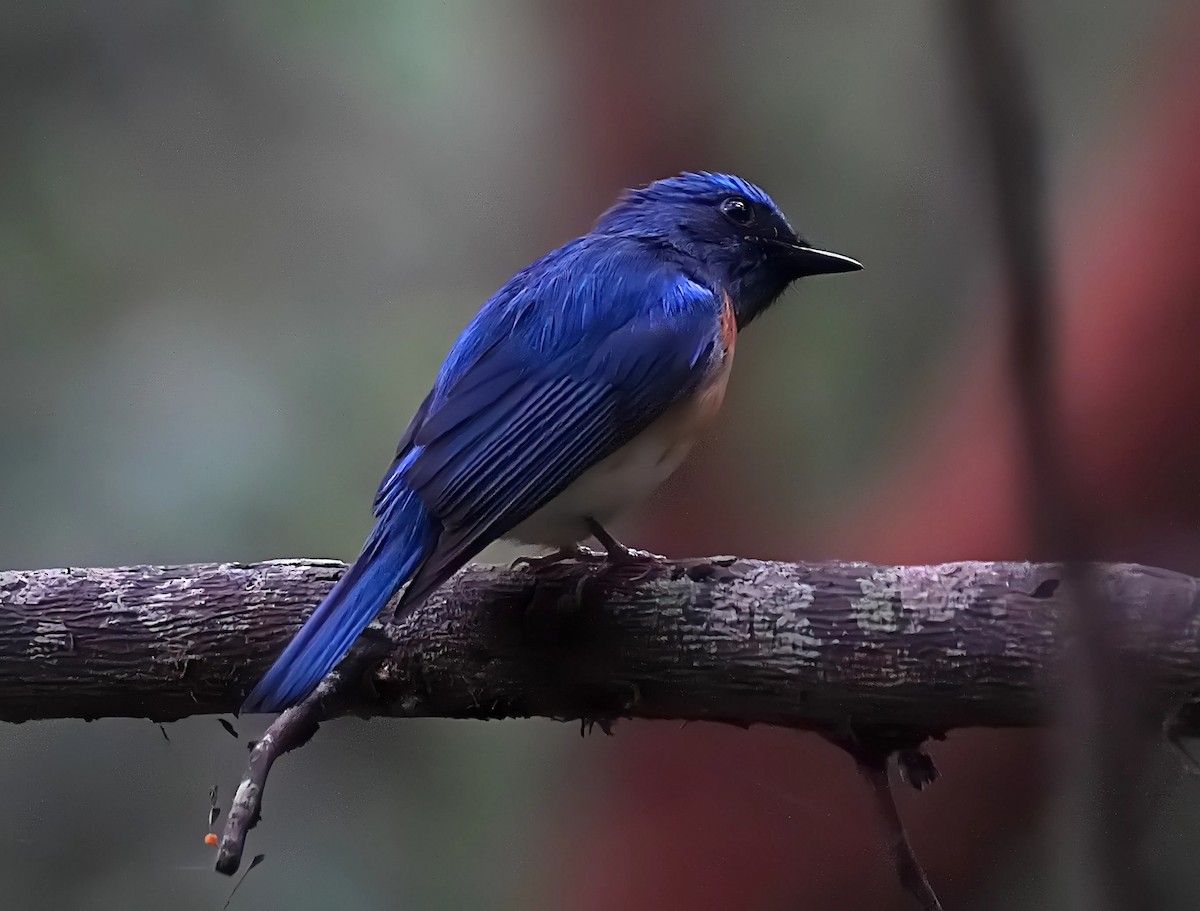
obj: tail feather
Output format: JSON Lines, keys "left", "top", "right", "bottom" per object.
{"left": 243, "top": 489, "right": 434, "bottom": 713}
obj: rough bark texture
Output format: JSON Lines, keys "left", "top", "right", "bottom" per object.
{"left": 1, "top": 557, "right": 1198, "bottom": 733}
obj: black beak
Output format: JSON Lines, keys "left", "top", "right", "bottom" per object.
{"left": 755, "top": 236, "right": 862, "bottom": 275}
{"left": 786, "top": 244, "right": 862, "bottom": 276}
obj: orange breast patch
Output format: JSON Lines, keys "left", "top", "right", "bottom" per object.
{"left": 686, "top": 294, "right": 738, "bottom": 429}
{"left": 720, "top": 291, "right": 738, "bottom": 354}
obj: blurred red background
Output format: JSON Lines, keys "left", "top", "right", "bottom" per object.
{"left": 559, "top": 4, "right": 1200, "bottom": 909}
{"left": 3, "top": 3, "right": 1198, "bottom": 909}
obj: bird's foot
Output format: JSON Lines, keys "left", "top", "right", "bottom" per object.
{"left": 584, "top": 517, "right": 667, "bottom": 571}
{"left": 600, "top": 544, "right": 668, "bottom": 567}
{"left": 511, "top": 545, "right": 605, "bottom": 573}
{"left": 602, "top": 546, "right": 668, "bottom": 584}
{"left": 512, "top": 519, "right": 667, "bottom": 578}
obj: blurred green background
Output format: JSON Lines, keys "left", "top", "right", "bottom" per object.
{"left": 2, "top": 2, "right": 1196, "bottom": 909}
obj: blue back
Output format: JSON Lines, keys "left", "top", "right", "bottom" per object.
{"left": 377, "top": 235, "right": 724, "bottom": 602}
{"left": 246, "top": 233, "right": 725, "bottom": 712}
{"left": 242, "top": 171, "right": 836, "bottom": 713}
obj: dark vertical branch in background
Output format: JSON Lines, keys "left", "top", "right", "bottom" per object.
{"left": 946, "top": 4, "right": 1148, "bottom": 910}
{"left": 948, "top": 5, "right": 1056, "bottom": 538}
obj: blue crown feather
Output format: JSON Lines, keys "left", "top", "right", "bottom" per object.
{"left": 594, "top": 171, "right": 780, "bottom": 235}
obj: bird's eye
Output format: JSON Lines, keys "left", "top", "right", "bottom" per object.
{"left": 719, "top": 196, "right": 754, "bottom": 227}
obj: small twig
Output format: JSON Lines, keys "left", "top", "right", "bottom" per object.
{"left": 208, "top": 783, "right": 221, "bottom": 827}
{"left": 854, "top": 747, "right": 943, "bottom": 911}
{"left": 825, "top": 729, "right": 943, "bottom": 908}
{"left": 215, "top": 674, "right": 342, "bottom": 875}
{"left": 222, "top": 853, "right": 266, "bottom": 910}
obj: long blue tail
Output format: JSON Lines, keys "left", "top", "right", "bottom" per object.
{"left": 243, "top": 484, "right": 434, "bottom": 713}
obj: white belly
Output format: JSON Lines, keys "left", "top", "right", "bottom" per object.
{"left": 504, "top": 350, "right": 734, "bottom": 549}
{"left": 505, "top": 418, "right": 695, "bottom": 547}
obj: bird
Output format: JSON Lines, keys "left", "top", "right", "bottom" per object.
{"left": 243, "top": 171, "right": 860, "bottom": 713}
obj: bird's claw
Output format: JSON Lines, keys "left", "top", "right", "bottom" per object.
{"left": 510, "top": 545, "right": 665, "bottom": 584}
{"left": 511, "top": 546, "right": 605, "bottom": 573}
{"left": 603, "top": 546, "right": 667, "bottom": 566}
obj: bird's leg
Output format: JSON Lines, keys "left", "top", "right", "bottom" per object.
{"left": 584, "top": 518, "right": 666, "bottom": 566}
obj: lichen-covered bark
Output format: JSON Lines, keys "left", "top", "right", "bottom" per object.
{"left": 0, "top": 558, "right": 1197, "bottom": 733}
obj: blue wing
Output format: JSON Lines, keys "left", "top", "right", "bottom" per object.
{"left": 380, "top": 236, "right": 724, "bottom": 611}
{"left": 244, "top": 236, "right": 722, "bottom": 711}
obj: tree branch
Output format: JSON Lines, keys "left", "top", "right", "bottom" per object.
{"left": 2, "top": 557, "right": 1198, "bottom": 729}
{"left": 4, "top": 556, "right": 1199, "bottom": 883}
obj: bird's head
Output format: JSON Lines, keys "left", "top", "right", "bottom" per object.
{"left": 593, "top": 171, "right": 860, "bottom": 327}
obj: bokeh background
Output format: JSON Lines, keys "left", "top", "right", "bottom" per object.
{"left": 4, "top": 1, "right": 1200, "bottom": 909}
